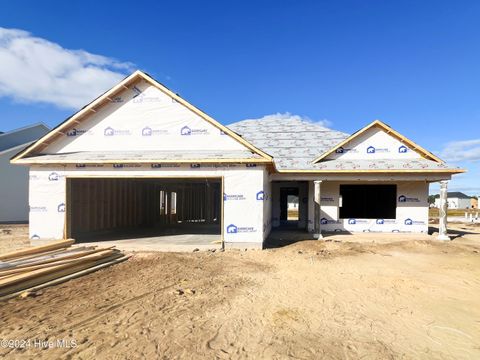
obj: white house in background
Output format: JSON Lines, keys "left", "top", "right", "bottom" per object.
{"left": 434, "top": 192, "right": 472, "bottom": 209}
{"left": 11, "top": 71, "right": 465, "bottom": 248}
{"left": 0, "top": 123, "right": 50, "bottom": 222}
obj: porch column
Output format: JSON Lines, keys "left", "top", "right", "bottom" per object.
{"left": 437, "top": 180, "right": 450, "bottom": 240}
{"left": 314, "top": 180, "right": 323, "bottom": 239}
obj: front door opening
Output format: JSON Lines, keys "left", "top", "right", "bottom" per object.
{"left": 280, "top": 187, "right": 299, "bottom": 226}
{"left": 287, "top": 194, "right": 299, "bottom": 220}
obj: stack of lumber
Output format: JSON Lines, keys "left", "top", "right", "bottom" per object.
{"left": 0, "top": 239, "right": 128, "bottom": 300}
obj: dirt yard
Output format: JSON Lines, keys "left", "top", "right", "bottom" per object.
{"left": 0, "top": 225, "right": 479, "bottom": 359}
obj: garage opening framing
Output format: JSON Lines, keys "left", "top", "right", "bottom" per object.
{"left": 64, "top": 176, "right": 224, "bottom": 244}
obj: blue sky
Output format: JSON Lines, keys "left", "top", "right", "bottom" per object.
{"left": 0, "top": 1, "right": 478, "bottom": 195}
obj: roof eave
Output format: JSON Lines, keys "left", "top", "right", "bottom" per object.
{"left": 274, "top": 168, "right": 466, "bottom": 174}
{"left": 12, "top": 158, "right": 273, "bottom": 165}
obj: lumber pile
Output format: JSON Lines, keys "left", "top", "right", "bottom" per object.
{"left": 0, "top": 239, "right": 128, "bottom": 300}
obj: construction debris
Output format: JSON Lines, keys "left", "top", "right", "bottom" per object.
{"left": 0, "top": 239, "right": 128, "bottom": 301}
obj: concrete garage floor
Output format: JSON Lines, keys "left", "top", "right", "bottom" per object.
{"left": 74, "top": 224, "right": 222, "bottom": 252}
{"left": 80, "top": 234, "right": 222, "bottom": 252}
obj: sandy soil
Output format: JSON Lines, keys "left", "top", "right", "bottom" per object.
{"left": 0, "top": 224, "right": 30, "bottom": 254}
{"left": 0, "top": 226, "right": 479, "bottom": 359}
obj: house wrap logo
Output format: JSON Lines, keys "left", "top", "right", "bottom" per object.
{"left": 113, "top": 164, "right": 141, "bottom": 169}
{"left": 141, "top": 126, "right": 168, "bottom": 136}
{"left": 132, "top": 86, "right": 162, "bottom": 103}
{"left": 256, "top": 191, "right": 265, "bottom": 200}
{"left": 321, "top": 218, "right": 341, "bottom": 225}
{"left": 48, "top": 172, "right": 60, "bottom": 181}
{"left": 404, "top": 218, "right": 425, "bottom": 225}
{"left": 104, "top": 127, "right": 131, "bottom": 136}
{"left": 347, "top": 219, "right": 369, "bottom": 225}
{"left": 151, "top": 164, "right": 180, "bottom": 169}
{"left": 367, "top": 146, "right": 389, "bottom": 154}
{"left": 321, "top": 196, "right": 334, "bottom": 202}
{"left": 180, "top": 126, "right": 208, "bottom": 136}
{"left": 398, "top": 195, "right": 420, "bottom": 203}
{"left": 246, "top": 164, "right": 257, "bottom": 168}
{"left": 398, "top": 145, "right": 408, "bottom": 153}
{"left": 57, "top": 203, "right": 66, "bottom": 213}
{"left": 227, "top": 224, "right": 238, "bottom": 233}
{"left": 226, "top": 224, "right": 256, "bottom": 234}
{"left": 66, "top": 128, "right": 90, "bottom": 137}
{"left": 335, "top": 147, "right": 358, "bottom": 154}
{"left": 376, "top": 219, "right": 396, "bottom": 225}
{"left": 224, "top": 193, "right": 246, "bottom": 201}
{"left": 75, "top": 164, "right": 104, "bottom": 168}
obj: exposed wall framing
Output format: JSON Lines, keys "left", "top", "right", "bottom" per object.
{"left": 66, "top": 177, "right": 222, "bottom": 240}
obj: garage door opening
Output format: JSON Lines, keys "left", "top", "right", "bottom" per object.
{"left": 66, "top": 178, "right": 222, "bottom": 244}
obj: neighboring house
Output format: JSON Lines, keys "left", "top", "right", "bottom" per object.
{"left": 11, "top": 71, "right": 464, "bottom": 248}
{"left": 472, "top": 197, "right": 478, "bottom": 209}
{"left": 0, "top": 123, "right": 50, "bottom": 222}
{"left": 434, "top": 192, "right": 472, "bottom": 209}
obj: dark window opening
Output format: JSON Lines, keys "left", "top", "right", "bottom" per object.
{"left": 339, "top": 184, "right": 396, "bottom": 219}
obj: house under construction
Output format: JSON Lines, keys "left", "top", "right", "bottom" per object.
{"left": 11, "top": 71, "right": 464, "bottom": 248}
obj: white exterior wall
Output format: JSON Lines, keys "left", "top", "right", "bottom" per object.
{"left": 0, "top": 148, "right": 29, "bottom": 222}
{"left": 327, "top": 127, "right": 422, "bottom": 160}
{"left": 306, "top": 181, "right": 429, "bottom": 233}
{"left": 29, "top": 164, "right": 266, "bottom": 247}
{"left": 42, "top": 81, "right": 247, "bottom": 154}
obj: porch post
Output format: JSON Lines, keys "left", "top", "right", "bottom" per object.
{"left": 314, "top": 180, "right": 323, "bottom": 239}
{"left": 437, "top": 180, "right": 450, "bottom": 240}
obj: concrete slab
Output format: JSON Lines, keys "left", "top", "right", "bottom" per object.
{"left": 79, "top": 234, "right": 222, "bottom": 252}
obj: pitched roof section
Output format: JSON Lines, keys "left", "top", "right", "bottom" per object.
{"left": 312, "top": 120, "right": 443, "bottom": 163}
{"left": 228, "top": 116, "right": 349, "bottom": 170}
{"left": 11, "top": 71, "right": 272, "bottom": 163}
{"left": 229, "top": 117, "right": 464, "bottom": 173}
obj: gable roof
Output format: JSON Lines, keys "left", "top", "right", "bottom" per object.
{"left": 229, "top": 117, "right": 464, "bottom": 173}
{"left": 0, "top": 123, "right": 49, "bottom": 153}
{"left": 312, "top": 120, "right": 443, "bottom": 164}
{"left": 11, "top": 71, "right": 272, "bottom": 164}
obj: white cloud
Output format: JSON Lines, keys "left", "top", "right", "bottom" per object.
{"left": 0, "top": 27, "right": 134, "bottom": 109}
{"left": 238, "top": 112, "right": 332, "bottom": 128}
{"left": 440, "top": 139, "right": 480, "bottom": 162}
